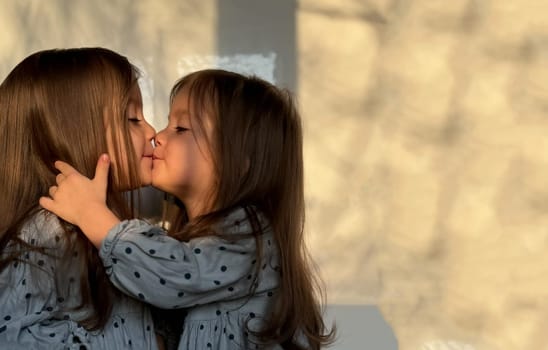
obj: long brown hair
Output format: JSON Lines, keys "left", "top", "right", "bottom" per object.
{"left": 0, "top": 48, "right": 142, "bottom": 330}
{"left": 165, "top": 69, "right": 336, "bottom": 349}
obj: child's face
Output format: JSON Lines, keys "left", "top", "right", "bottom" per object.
{"left": 127, "top": 85, "right": 155, "bottom": 186}
{"left": 152, "top": 88, "right": 216, "bottom": 218}
{"left": 107, "top": 84, "right": 156, "bottom": 188}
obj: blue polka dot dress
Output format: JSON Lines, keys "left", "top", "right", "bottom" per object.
{"left": 0, "top": 212, "right": 158, "bottom": 350}
{"left": 99, "top": 207, "right": 283, "bottom": 350}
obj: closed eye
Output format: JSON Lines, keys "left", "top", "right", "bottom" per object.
{"left": 175, "top": 126, "right": 189, "bottom": 133}
{"left": 129, "top": 117, "right": 141, "bottom": 123}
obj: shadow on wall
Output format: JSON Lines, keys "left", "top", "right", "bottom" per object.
{"left": 216, "top": 0, "right": 297, "bottom": 90}
{"left": 325, "top": 305, "right": 398, "bottom": 350}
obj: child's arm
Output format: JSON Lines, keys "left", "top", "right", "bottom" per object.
{"left": 39, "top": 154, "right": 120, "bottom": 247}
{"left": 98, "top": 215, "right": 279, "bottom": 309}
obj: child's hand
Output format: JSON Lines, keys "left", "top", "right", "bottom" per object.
{"left": 39, "top": 154, "right": 121, "bottom": 247}
{"left": 40, "top": 154, "right": 109, "bottom": 225}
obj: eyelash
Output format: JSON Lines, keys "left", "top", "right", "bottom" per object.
{"left": 175, "top": 126, "right": 189, "bottom": 133}
{"left": 128, "top": 117, "right": 141, "bottom": 123}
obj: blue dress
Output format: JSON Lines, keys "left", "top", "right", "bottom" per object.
{"left": 0, "top": 212, "right": 158, "bottom": 350}
{"left": 99, "top": 207, "right": 284, "bottom": 350}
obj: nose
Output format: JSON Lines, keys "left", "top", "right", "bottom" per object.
{"left": 154, "top": 128, "right": 165, "bottom": 147}
{"left": 144, "top": 119, "right": 156, "bottom": 141}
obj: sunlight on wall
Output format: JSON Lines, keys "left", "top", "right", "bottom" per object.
{"left": 298, "top": 1, "right": 548, "bottom": 349}
{"left": 177, "top": 53, "right": 277, "bottom": 83}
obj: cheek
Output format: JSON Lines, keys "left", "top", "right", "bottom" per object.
{"left": 130, "top": 129, "right": 144, "bottom": 156}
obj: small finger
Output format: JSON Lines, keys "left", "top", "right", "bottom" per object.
{"left": 56, "top": 173, "right": 65, "bottom": 185}
{"left": 49, "top": 186, "right": 58, "bottom": 198}
{"left": 54, "top": 161, "right": 78, "bottom": 176}
{"left": 39, "top": 196, "right": 54, "bottom": 211}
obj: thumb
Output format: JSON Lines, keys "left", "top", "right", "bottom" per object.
{"left": 93, "top": 153, "right": 111, "bottom": 189}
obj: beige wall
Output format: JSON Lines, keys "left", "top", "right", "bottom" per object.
{"left": 2, "top": 0, "right": 548, "bottom": 349}
{"left": 300, "top": 1, "right": 548, "bottom": 349}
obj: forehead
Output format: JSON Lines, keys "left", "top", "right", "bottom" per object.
{"left": 128, "top": 84, "right": 143, "bottom": 105}
{"left": 169, "top": 88, "right": 191, "bottom": 120}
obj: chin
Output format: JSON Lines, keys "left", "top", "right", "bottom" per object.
{"left": 151, "top": 180, "right": 168, "bottom": 193}
{"left": 140, "top": 170, "right": 153, "bottom": 185}
{"left": 139, "top": 177, "right": 152, "bottom": 186}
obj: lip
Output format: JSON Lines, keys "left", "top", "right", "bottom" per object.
{"left": 152, "top": 150, "right": 162, "bottom": 160}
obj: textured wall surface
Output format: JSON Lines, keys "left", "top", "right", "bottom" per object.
{"left": 299, "top": 1, "right": 548, "bottom": 349}
{"left": 2, "top": 1, "right": 548, "bottom": 349}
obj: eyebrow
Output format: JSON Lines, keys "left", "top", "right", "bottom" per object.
{"left": 127, "top": 98, "right": 143, "bottom": 111}
{"left": 172, "top": 109, "right": 190, "bottom": 117}
{"left": 169, "top": 109, "right": 191, "bottom": 122}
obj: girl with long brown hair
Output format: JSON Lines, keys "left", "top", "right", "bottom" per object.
{"left": 0, "top": 48, "right": 158, "bottom": 348}
{"left": 42, "top": 69, "right": 336, "bottom": 349}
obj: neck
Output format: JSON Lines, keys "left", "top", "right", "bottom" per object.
{"left": 181, "top": 198, "right": 210, "bottom": 221}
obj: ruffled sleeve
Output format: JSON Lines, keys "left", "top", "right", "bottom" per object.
{"left": 99, "top": 211, "right": 275, "bottom": 310}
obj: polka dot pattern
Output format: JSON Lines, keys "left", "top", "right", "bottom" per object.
{"left": 97, "top": 208, "right": 280, "bottom": 349}
{"left": 1, "top": 214, "right": 157, "bottom": 348}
